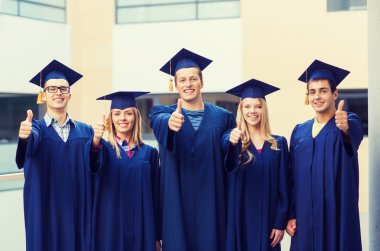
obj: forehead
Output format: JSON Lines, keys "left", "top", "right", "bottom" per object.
{"left": 44, "top": 78, "right": 69, "bottom": 87}
{"left": 175, "top": 67, "right": 200, "bottom": 78}
{"left": 111, "top": 107, "right": 134, "bottom": 113}
{"left": 308, "top": 79, "right": 331, "bottom": 89}
{"left": 242, "top": 97, "right": 261, "bottom": 105}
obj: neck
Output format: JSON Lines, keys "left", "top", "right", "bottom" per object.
{"left": 247, "top": 124, "right": 263, "bottom": 140}
{"left": 315, "top": 108, "right": 335, "bottom": 123}
{"left": 181, "top": 95, "right": 204, "bottom": 111}
{"left": 47, "top": 108, "right": 68, "bottom": 125}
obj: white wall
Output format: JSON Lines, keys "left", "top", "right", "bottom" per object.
{"left": 113, "top": 18, "right": 242, "bottom": 94}
{"left": 0, "top": 15, "right": 71, "bottom": 94}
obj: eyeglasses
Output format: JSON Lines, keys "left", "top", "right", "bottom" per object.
{"left": 44, "top": 86, "right": 70, "bottom": 94}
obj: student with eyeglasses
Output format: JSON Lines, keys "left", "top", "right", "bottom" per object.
{"left": 16, "top": 60, "right": 93, "bottom": 251}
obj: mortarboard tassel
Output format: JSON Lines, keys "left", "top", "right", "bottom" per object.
{"left": 304, "top": 93, "right": 309, "bottom": 105}
{"left": 36, "top": 72, "right": 45, "bottom": 104}
{"left": 169, "top": 78, "right": 173, "bottom": 92}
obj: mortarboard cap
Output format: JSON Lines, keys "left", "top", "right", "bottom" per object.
{"left": 298, "top": 59, "right": 350, "bottom": 87}
{"left": 160, "top": 48, "right": 212, "bottom": 77}
{"left": 226, "top": 78, "right": 280, "bottom": 100}
{"left": 30, "top": 59, "right": 83, "bottom": 87}
{"left": 96, "top": 91, "right": 150, "bottom": 110}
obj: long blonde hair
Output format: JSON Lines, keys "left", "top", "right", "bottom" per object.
{"left": 237, "top": 98, "right": 278, "bottom": 165}
{"left": 105, "top": 107, "right": 144, "bottom": 159}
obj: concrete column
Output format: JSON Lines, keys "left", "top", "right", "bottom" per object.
{"left": 66, "top": 1, "right": 114, "bottom": 124}
{"left": 368, "top": 0, "right": 380, "bottom": 250}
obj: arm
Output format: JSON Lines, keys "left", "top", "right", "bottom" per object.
{"left": 221, "top": 129, "right": 242, "bottom": 173}
{"left": 16, "top": 119, "right": 42, "bottom": 169}
{"left": 286, "top": 126, "right": 298, "bottom": 237}
{"left": 150, "top": 148, "right": 162, "bottom": 242}
{"left": 149, "top": 105, "right": 176, "bottom": 152}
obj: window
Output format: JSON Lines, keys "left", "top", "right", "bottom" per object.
{"left": 328, "top": 0, "right": 366, "bottom": 11}
{"left": 337, "top": 89, "right": 368, "bottom": 136}
{"left": 216, "top": 100, "right": 238, "bottom": 118}
{"left": 136, "top": 98, "right": 154, "bottom": 134}
{"left": 0, "top": 0, "right": 66, "bottom": 23}
{"left": 116, "top": 0, "right": 240, "bottom": 24}
{"left": 0, "top": 94, "right": 43, "bottom": 191}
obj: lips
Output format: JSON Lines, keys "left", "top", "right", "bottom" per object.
{"left": 184, "top": 89, "right": 194, "bottom": 93}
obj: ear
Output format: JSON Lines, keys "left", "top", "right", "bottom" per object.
{"left": 333, "top": 89, "right": 339, "bottom": 100}
{"left": 200, "top": 80, "right": 204, "bottom": 89}
{"left": 68, "top": 93, "right": 72, "bottom": 99}
{"left": 42, "top": 91, "right": 47, "bottom": 102}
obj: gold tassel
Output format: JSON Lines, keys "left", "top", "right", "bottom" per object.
{"left": 169, "top": 78, "right": 173, "bottom": 92}
{"left": 36, "top": 90, "right": 45, "bottom": 104}
{"left": 304, "top": 94, "right": 309, "bottom": 105}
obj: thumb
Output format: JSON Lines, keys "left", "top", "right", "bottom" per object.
{"left": 337, "top": 100, "right": 345, "bottom": 111}
{"left": 26, "top": 110, "right": 33, "bottom": 122}
{"left": 237, "top": 119, "right": 242, "bottom": 130}
{"left": 176, "top": 99, "right": 182, "bottom": 113}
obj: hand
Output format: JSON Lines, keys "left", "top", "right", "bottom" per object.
{"left": 229, "top": 119, "right": 242, "bottom": 146}
{"left": 155, "top": 241, "right": 161, "bottom": 251}
{"left": 168, "top": 99, "right": 185, "bottom": 132}
{"left": 19, "top": 110, "right": 33, "bottom": 140}
{"left": 270, "top": 229, "right": 284, "bottom": 247}
{"left": 335, "top": 100, "right": 349, "bottom": 134}
{"left": 93, "top": 113, "right": 106, "bottom": 146}
{"left": 286, "top": 219, "right": 297, "bottom": 237}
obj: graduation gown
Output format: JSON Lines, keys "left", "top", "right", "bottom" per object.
{"left": 149, "top": 102, "right": 235, "bottom": 251}
{"left": 289, "top": 112, "right": 363, "bottom": 251}
{"left": 87, "top": 140, "right": 160, "bottom": 251}
{"left": 222, "top": 134, "right": 289, "bottom": 251}
{"left": 15, "top": 119, "right": 93, "bottom": 251}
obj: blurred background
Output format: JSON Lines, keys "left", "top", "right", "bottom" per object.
{"left": 0, "top": 0, "right": 371, "bottom": 250}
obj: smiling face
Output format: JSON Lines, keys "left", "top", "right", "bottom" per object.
{"left": 241, "top": 98, "right": 263, "bottom": 128}
{"left": 174, "top": 67, "right": 203, "bottom": 103}
{"left": 42, "top": 78, "right": 71, "bottom": 111}
{"left": 111, "top": 107, "right": 136, "bottom": 137}
{"left": 308, "top": 79, "right": 338, "bottom": 115}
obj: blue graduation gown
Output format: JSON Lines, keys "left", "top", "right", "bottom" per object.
{"left": 289, "top": 112, "right": 363, "bottom": 251}
{"left": 15, "top": 119, "right": 93, "bottom": 251}
{"left": 149, "top": 102, "right": 235, "bottom": 251}
{"left": 222, "top": 134, "right": 289, "bottom": 251}
{"left": 87, "top": 140, "right": 160, "bottom": 251}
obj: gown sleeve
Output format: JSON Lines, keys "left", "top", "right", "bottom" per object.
{"left": 274, "top": 136, "right": 290, "bottom": 230}
{"left": 150, "top": 147, "right": 161, "bottom": 241}
{"left": 149, "top": 105, "right": 175, "bottom": 152}
{"left": 288, "top": 125, "right": 299, "bottom": 220}
{"left": 343, "top": 112, "right": 364, "bottom": 156}
{"left": 15, "top": 120, "right": 42, "bottom": 169}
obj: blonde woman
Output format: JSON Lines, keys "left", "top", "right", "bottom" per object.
{"left": 222, "top": 79, "right": 289, "bottom": 251}
{"left": 89, "top": 91, "right": 161, "bottom": 251}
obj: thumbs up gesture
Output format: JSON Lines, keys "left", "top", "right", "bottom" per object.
{"left": 93, "top": 113, "right": 106, "bottom": 146}
{"left": 19, "top": 110, "right": 33, "bottom": 140}
{"left": 229, "top": 119, "right": 242, "bottom": 146}
{"left": 335, "top": 100, "right": 349, "bottom": 134}
{"left": 168, "top": 99, "right": 185, "bottom": 132}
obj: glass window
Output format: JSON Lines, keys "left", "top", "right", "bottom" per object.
{"left": 116, "top": 0, "right": 240, "bottom": 24}
{"left": 198, "top": 1, "right": 240, "bottom": 19}
{"left": 216, "top": 100, "right": 239, "bottom": 118}
{"left": 0, "top": 0, "right": 18, "bottom": 15}
{"left": 137, "top": 98, "right": 154, "bottom": 134}
{"left": 0, "top": 94, "right": 42, "bottom": 191}
{"left": 118, "top": 3, "right": 196, "bottom": 24}
{"left": 0, "top": 0, "right": 66, "bottom": 23}
{"left": 337, "top": 89, "right": 368, "bottom": 136}
{"left": 328, "top": 0, "right": 367, "bottom": 11}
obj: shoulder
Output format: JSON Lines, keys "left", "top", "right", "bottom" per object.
{"left": 206, "top": 103, "right": 233, "bottom": 117}
{"left": 150, "top": 104, "right": 175, "bottom": 114}
{"left": 140, "top": 143, "right": 158, "bottom": 153}
{"left": 72, "top": 120, "right": 93, "bottom": 134}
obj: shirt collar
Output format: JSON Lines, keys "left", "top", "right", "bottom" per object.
{"left": 115, "top": 135, "right": 137, "bottom": 150}
{"left": 44, "top": 113, "right": 76, "bottom": 127}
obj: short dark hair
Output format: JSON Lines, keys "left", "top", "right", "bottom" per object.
{"left": 307, "top": 78, "right": 336, "bottom": 93}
